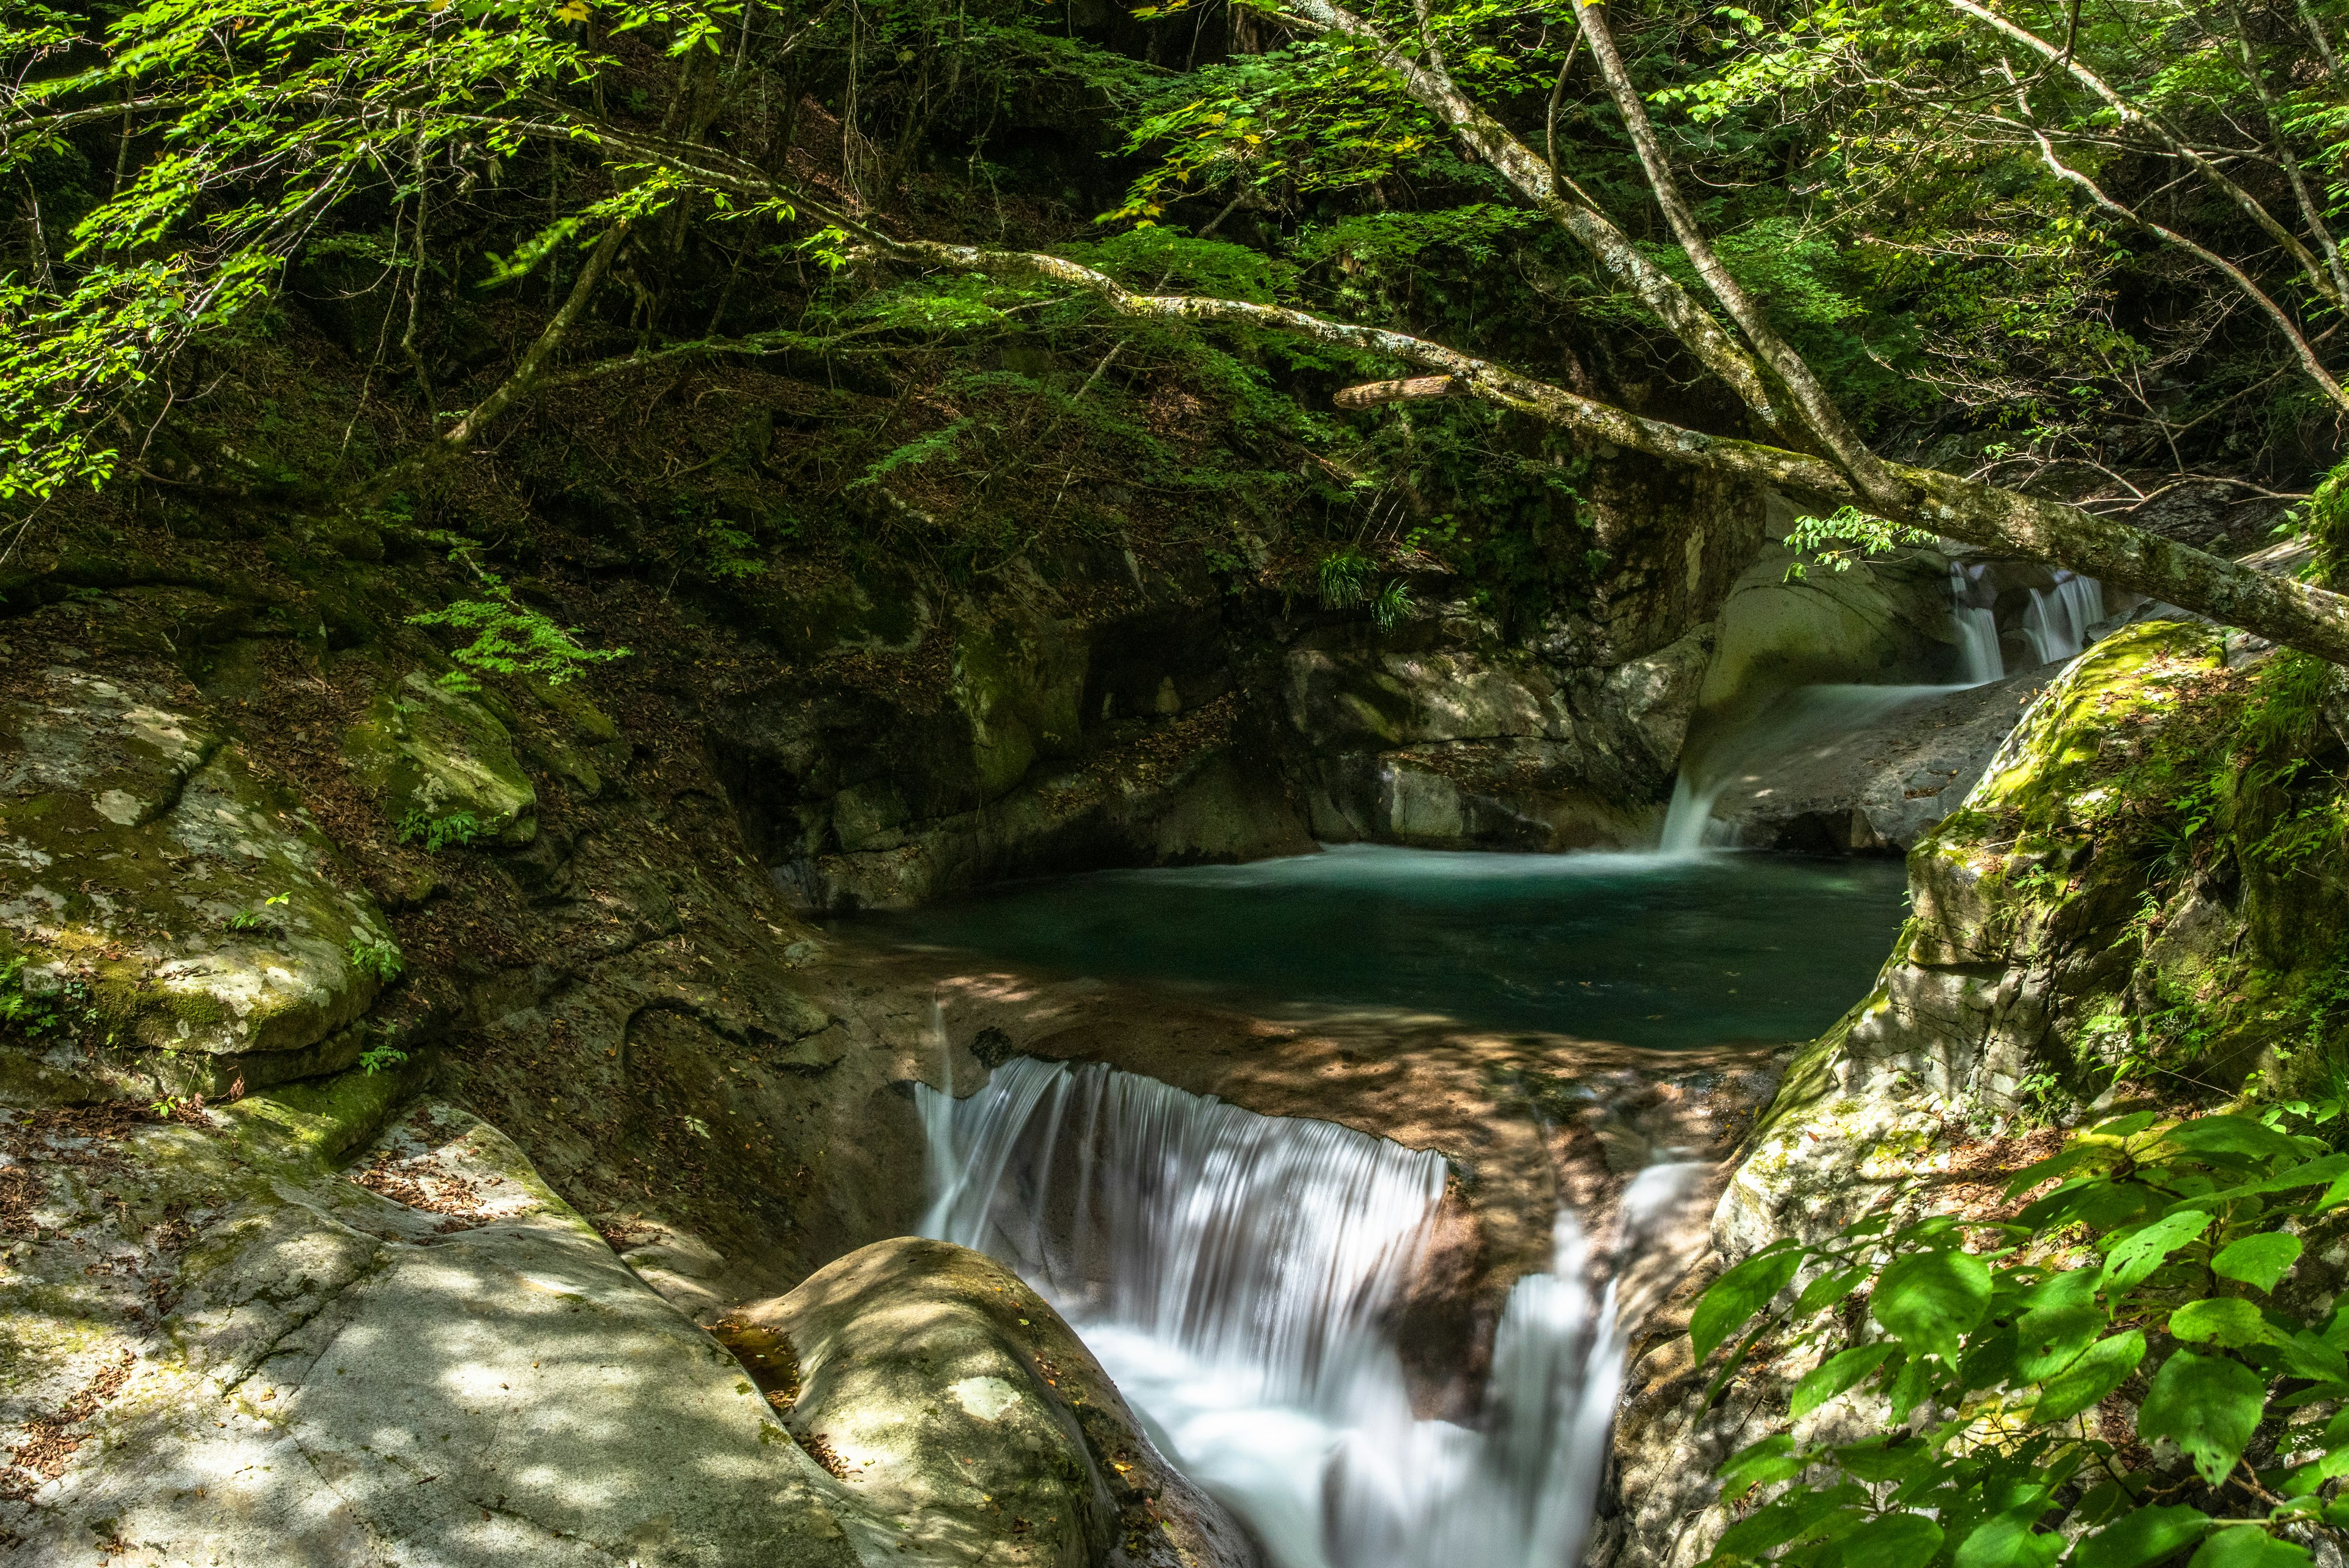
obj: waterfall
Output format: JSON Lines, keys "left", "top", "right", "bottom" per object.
{"left": 1657, "top": 685, "right": 1959, "bottom": 852}
{"left": 2021, "top": 571, "right": 2104, "bottom": 666}
{"left": 1949, "top": 563, "right": 2003, "bottom": 685}
{"left": 918, "top": 1057, "right": 1697, "bottom": 1568}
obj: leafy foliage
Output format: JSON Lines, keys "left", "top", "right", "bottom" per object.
{"left": 1693, "top": 1105, "right": 2349, "bottom": 1568}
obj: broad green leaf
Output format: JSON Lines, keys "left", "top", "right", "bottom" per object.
{"left": 2157, "top": 1115, "right": 2301, "bottom": 1162}
{"left": 2211, "top": 1233, "right": 2302, "bottom": 1291}
{"left": 2003, "top": 1144, "right": 2101, "bottom": 1198}
{"left": 2015, "top": 1302, "right": 2104, "bottom": 1382}
{"left": 2075, "top": 1506, "right": 2211, "bottom": 1568}
{"left": 1791, "top": 1265, "right": 1870, "bottom": 1318}
{"left": 1872, "top": 1249, "right": 1992, "bottom": 1362}
{"left": 2020, "top": 1178, "right": 2151, "bottom": 1233}
{"left": 2274, "top": 1331, "right": 2348, "bottom": 1384}
{"left": 1718, "top": 1435, "right": 1803, "bottom": 1503}
{"left": 2139, "top": 1350, "right": 2266, "bottom": 1487}
{"left": 1792, "top": 1343, "right": 1895, "bottom": 1419}
{"left": 1830, "top": 1510, "right": 1944, "bottom": 1568}
{"left": 2090, "top": 1112, "right": 2158, "bottom": 1139}
{"left": 2170, "top": 1298, "right": 2286, "bottom": 1349}
{"left": 1955, "top": 1510, "right": 2065, "bottom": 1568}
{"left": 1715, "top": 1484, "right": 1866, "bottom": 1557}
{"left": 2187, "top": 1527, "right": 2313, "bottom": 1568}
{"left": 2035, "top": 1330, "right": 2146, "bottom": 1422}
{"left": 1833, "top": 1436, "right": 1933, "bottom": 1484}
{"left": 2100, "top": 1209, "right": 2213, "bottom": 1291}
{"left": 1691, "top": 1246, "right": 1801, "bottom": 1362}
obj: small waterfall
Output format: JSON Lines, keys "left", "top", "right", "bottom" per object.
{"left": 919, "top": 1057, "right": 1696, "bottom": 1568}
{"left": 1949, "top": 562, "right": 2003, "bottom": 685}
{"left": 2021, "top": 571, "right": 2104, "bottom": 666}
{"left": 1658, "top": 685, "right": 1959, "bottom": 852}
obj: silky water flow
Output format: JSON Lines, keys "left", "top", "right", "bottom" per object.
{"left": 918, "top": 1050, "right": 1699, "bottom": 1568}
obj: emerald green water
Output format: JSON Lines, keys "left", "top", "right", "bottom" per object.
{"left": 862, "top": 844, "right": 1908, "bottom": 1049}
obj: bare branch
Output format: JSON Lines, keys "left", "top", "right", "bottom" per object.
{"left": 1334, "top": 374, "right": 1468, "bottom": 409}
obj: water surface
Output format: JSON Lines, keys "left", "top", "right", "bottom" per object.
{"left": 863, "top": 843, "right": 1908, "bottom": 1048}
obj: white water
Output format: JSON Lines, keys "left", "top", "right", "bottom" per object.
{"left": 1657, "top": 683, "right": 1962, "bottom": 851}
{"left": 919, "top": 1056, "right": 1698, "bottom": 1568}
{"left": 2021, "top": 571, "right": 2105, "bottom": 666}
{"left": 1950, "top": 562, "right": 2004, "bottom": 685}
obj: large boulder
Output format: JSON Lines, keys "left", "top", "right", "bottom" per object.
{"left": 729, "top": 1235, "right": 1258, "bottom": 1568}
{"left": 0, "top": 666, "right": 399, "bottom": 1099}
{"left": 1694, "top": 666, "right": 2058, "bottom": 852}
{"left": 1285, "top": 617, "right": 1713, "bottom": 851}
{"left": 0, "top": 1089, "right": 867, "bottom": 1568}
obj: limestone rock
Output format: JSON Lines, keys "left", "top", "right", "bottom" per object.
{"left": 343, "top": 671, "right": 538, "bottom": 848}
{"left": 737, "top": 1235, "right": 1259, "bottom": 1568}
{"left": 0, "top": 668, "right": 397, "bottom": 1094}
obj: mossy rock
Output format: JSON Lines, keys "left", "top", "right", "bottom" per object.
{"left": 0, "top": 669, "right": 396, "bottom": 1086}
{"left": 341, "top": 670, "right": 538, "bottom": 847}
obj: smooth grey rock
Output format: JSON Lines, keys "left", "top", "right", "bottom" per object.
{"left": 740, "top": 1235, "right": 1259, "bottom": 1568}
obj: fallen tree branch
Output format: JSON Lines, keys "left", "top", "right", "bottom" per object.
{"left": 1333, "top": 374, "right": 1466, "bottom": 409}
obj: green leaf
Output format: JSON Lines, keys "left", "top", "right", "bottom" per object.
{"left": 1716, "top": 1485, "right": 1866, "bottom": 1557}
{"left": 1691, "top": 1246, "right": 1802, "bottom": 1362}
{"left": 1872, "top": 1249, "right": 1992, "bottom": 1362}
{"left": 2074, "top": 1506, "right": 2210, "bottom": 1568}
{"left": 1791, "top": 1265, "right": 1870, "bottom": 1318}
{"left": 1793, "top": 1343, "right": 1896, "bottom": 1418}
{"left": 2211, "top": 1233, "right": 2302, "bottom": 1291}
{"left": 2138, "top": 1351, "right": 2267, "bottom": 1487}
{"left": 2090, "top": 1112, "right": 2158, "bottom": 1139}
{"left": 2158, "top": 1115, "right": 2301, "bottom": 1162}
{"left": 2003, "top": 1144, "right": 2101, "bottom": 1198}
{"left": 2171, "top": 1298, "right": 2287, "bottom": 1350}
{"left": 2035, "top": 1330, "right": 2146, "bottom": 1422}
{"left": 2101, "top": 1209, "right": 2213, "bottom": 1291}
{"left": 1718, "top": 1435, "right": 1804, "bottom": 1503}
{"left": 2187, "top": 1528, "right": 2313, "bottom": 1568}
{"left": 2014, "top": 1301, "right": 2105, "bottom": 1382}
{"left": 1955, "top": 1510, "right": 2065, "bottom": 1568}
{"left": 1831, "top": 1511, "right": 1945, "bottom": 1568}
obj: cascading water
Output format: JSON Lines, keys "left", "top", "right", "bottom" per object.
{"left": 1657, "top": 683, "right": 1961, "bottom": 851}
{"left": 919, "top": 1056, "right": 1698, "bottom": 1568}
{"left": 1948, "top": 562, "right": 2003, "bottom": 685}
{"left": 2021, "top": 571, "right": 2104, "bottom": 666}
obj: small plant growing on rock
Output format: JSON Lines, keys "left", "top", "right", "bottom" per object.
{"left": 226, "top": 892, "right": 291, "bottom": 934}
{"left": 396, "top": 808, "right": 484, "bottom": 853}
{"left": 346, "top": 936, "right": 404, "bottom": 983}
{"left": 358, "top": 1037, "right": 407, "bottom": 1076}
{"left": 0, "top": 956, "right": 60, "bottom": 1036}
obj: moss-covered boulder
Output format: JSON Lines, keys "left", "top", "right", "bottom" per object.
{"left": 733, "top": 1236, "right": 1258, "bottom": 1568}
{"left": 0, "top": 668, "right": 398, "bottom": 1097}
{"left": 341, "top": 670, "right": 538, "bottom": 847}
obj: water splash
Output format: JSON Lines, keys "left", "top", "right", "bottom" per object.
{"left": 2021, "top": 572, "right": 2104, "bottom": 666}
{"left": 919, "top": 1057, "right": 1698, "bottom": 1568}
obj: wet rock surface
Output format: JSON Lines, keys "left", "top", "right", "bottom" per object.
{"left": 1704, "top": 667, "right": 2058, "bottom": 852}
